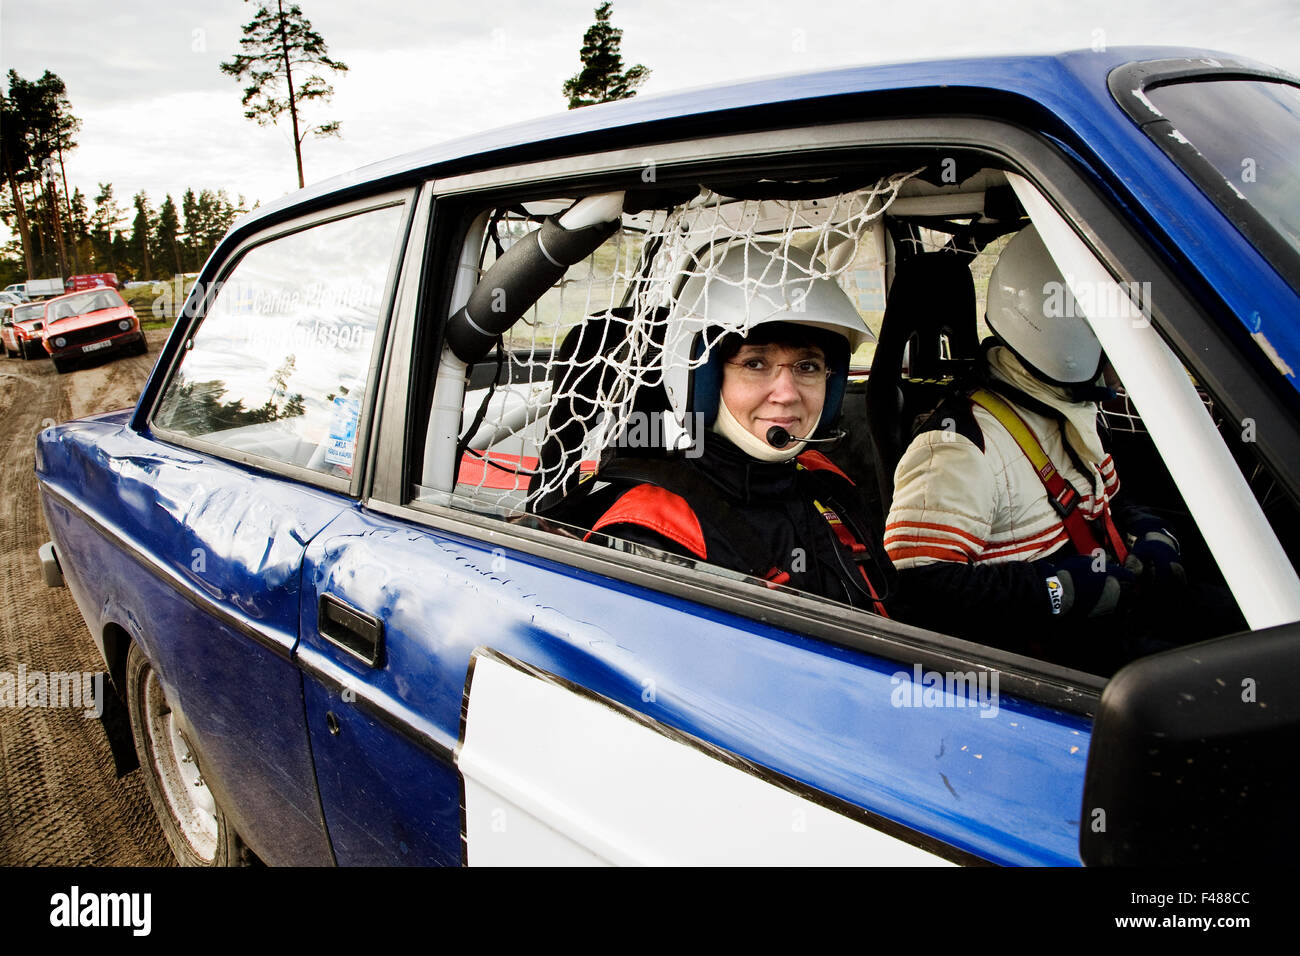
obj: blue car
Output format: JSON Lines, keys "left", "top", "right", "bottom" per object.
{"left": 36, "top": 47, "right": 1300, "bottom": 866}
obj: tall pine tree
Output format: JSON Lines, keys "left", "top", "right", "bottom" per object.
{"left": 131, "top": 191, "right": 153, "bottom": 280}
{"left": 155, "top": 194, "right": 183, "bottom": 276}
{"left": 3, "top": 70, "right": 80, "bottom": 278}
{"left": 562, "top": 3, "right": 649, "bottom": 109}
{"left": 91, "top": 183, "right": 124, "bottom": 275}
{"left": 220, "top": 1, "right": 348, "bottom": 188}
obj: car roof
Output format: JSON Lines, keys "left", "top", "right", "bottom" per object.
{"left": 241, "top": 46, "right": 1279, "bottom": 228}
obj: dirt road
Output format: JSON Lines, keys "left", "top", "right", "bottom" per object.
{"left": 0, "top": 330, "right": 173, "bottom": 866}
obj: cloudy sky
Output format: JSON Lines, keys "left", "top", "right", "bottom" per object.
{"left": 2, "top": 0, "right": 1298, "bottom": 238}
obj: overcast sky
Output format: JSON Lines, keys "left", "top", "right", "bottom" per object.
{"left": 2, "top": 0, "right": 1298, "bottom": 245}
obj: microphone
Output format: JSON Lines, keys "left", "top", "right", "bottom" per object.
{"left": 766, "top": 425, "right": 846, "bottom": 448}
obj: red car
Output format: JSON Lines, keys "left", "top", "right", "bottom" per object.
{"left": 5, "top": 299, "right": 52, "bottom": 359}
{"left": 40, "top": 287, "right": 146, "bottom": 373}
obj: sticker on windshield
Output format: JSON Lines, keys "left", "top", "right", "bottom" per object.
{"left": 324, "top": 396, "right": 360, "bottom": 470}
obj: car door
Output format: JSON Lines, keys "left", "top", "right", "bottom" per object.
{"left": 133, "top": 190, "right": 414, "bottom": 864}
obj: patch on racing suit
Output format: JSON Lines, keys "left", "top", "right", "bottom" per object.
{"left": 1045, "top": 575, "right": 1064, "bottom": 615}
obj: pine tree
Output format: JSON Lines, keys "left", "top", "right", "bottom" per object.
{"left": 91, "top": 183, "right": 124, "bottom": 275}
{"left": 67, "top": 187, "right": 90, "bottom": 271}
{"left": 220, "top": 1, "right": 348, "bottom": 189}
{"left": 131, "top": 191, "right": 153, "bottom": 280}
{"left": 155, "top": 195, "right": 183, "bottom": 276}
{"left": 562, "top": 3, "right": 650, "bottom": 109}
{"left": 180, "top": 188, "right": 198, "bottom": 271}
{"left": 111, "top": 230, "right": 130, "bottom": 279}
{"left": 0, "top": 80, "right": 37, "bottom": 277}
{"left": 3, "top": 70, "right": 80, "bottom": 277}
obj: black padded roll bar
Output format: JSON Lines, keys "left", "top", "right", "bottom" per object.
{"left": 444, "top": 216, "right": 620, "bottom": 363}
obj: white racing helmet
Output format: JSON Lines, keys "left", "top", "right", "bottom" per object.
{"left": 985, "top": 224, "right": 1103, "bottom": 385}
{"left": 660, "top": 240, "right": 872, "bottom": 440}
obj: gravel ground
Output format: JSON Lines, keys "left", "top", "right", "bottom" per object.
{"left": 0, "top": 329, "right": 174, "bottom": 866}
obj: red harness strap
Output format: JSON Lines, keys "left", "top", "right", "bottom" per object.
{"left": 970, "top": 389, "right": 1128, "bottom": 564}
{"left": 797, "top": 452, "right": 890, "bottom": 618}
{"left": 809, "top": 498, "right": 890, "bottom": 618}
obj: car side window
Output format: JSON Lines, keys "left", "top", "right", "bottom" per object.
{"left": 154, "top": 202, "right": 405, "bottom": 479}
{"left": 415, "top": 185, "right": 900, "bottom": 589}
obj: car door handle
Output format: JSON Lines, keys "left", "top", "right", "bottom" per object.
{"left": 318, "top": 594, "right": 385, "bottom": 667}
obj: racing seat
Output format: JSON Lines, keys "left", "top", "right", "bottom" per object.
{"left": 865, "top": 250, "right": 979, "bottom": 519}
{"left": 527, "top": 306, "right": 671, "bottom": 518}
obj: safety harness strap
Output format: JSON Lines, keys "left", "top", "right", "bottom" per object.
{"left": 808, "top": 495, "right": 890, "bottom": 617}
{"left": 969, "top": 388, "right": 1128, "bottom": 563}
{"left": 794, "top": 458, "right": 890, "bottom": 617}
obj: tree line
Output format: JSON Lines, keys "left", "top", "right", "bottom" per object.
{"left": 0, "top": 69, "right": 251, "bottom": 287}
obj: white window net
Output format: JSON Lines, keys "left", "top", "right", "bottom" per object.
{"left": 443, "top": 171, "right": 920, "bottom": 517}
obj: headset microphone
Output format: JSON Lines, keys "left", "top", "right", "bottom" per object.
{"left": 766, "top": 425, "right": 846, "bottom": 449}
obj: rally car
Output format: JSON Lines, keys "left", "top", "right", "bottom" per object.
{"left": 39, "top": 287, "right": 147, "bottom": 373}
{"left": 35, "top": 47, "right": 1300, "bottom": 866}
{"left": 7, "top": 299, "right": 52, "bottom": 360}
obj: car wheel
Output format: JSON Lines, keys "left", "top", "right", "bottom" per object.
{"left": 51, "top": 357, "right": 68, "bottom": 374}
{"left": 125, "top": 642, "right": 247, "bottom": 866}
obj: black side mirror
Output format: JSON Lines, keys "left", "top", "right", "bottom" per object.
{"left": 33, "top": 322, "right": 44, "bottom": 331}
{"left": 1080, "top": 623, "right": 1300, "bottom": 864}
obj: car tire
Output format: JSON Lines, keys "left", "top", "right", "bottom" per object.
{"left": 51, "top": 357, "right": 69, "bottom": 374}
{"left": 125, "top": 642, "right": 249, "bottom": 866}
{"left": 132, "top": 337, "right": 148, "bottom": 356}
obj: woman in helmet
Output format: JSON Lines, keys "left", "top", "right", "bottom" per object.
{"left": 883, "top": 225, "right": 1194, "bottom": 671}
{"left": 585, "top": 241, "right": 892, "bottom": 614}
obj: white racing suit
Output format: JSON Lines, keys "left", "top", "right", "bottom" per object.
{"left": 883, "top": 346, "right": 1140, "bottom": 668}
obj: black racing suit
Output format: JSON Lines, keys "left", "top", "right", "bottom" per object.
{"left": 586, "top": 436, "right": 892, "bottom": 614}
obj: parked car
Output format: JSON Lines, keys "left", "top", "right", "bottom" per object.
{"left": 38, "top": 287, "right": 146, "bottom": 373}
{"left": 4, "top": 282, "right": 29, "bottom": 300}
{"left": 8, "top": 300, "right": 51, "bottom": 359}
{"left": 36, "top": 47, "right": 1300, "bottom": 867}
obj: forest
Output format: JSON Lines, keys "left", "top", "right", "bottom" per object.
{"left": 1, "top": 69, "right": 254, "bottom": 288}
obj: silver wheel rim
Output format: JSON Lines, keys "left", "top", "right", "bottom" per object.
{"left": 143, "top": 667, "right": 218, "bottom": 862}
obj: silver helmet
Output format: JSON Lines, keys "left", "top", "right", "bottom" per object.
{"left": 660, "top": 239, "right": 871, "bottom": 440}
{"left": 985, "top": 224, "right": 1103, "bottom": 385}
